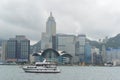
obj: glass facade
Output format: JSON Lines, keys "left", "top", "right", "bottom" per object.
{"left": 17, "top": 40, "right": 30, "bottom": 62}
{"left": 1, "top": 40, "right": 7, "bottom": 61}
{"left": 6, "top": 39, "right": 17, "bottom": 61}
{"left": 85, "top": 42, "right": 91, "bottom": 64}
{"left": 5, "top": 36, "right": 30, "bottom": 62}
{"left": 56, "top": 34, "right": 76, "bottom": 56}
{"left": 76, "top": 35, "right": 86, "bottom": 63}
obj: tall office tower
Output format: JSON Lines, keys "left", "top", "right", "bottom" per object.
{"left": 76, "top": 34, "right": 86, "bottom": 63}
{"left": 101, "top": 44, "right": 107, "bottom": 63}
{"left": 56, "top": 34, "right": 76, "bottom": 63}
{"left": 6, "top": 38, "right": 17, "bottom": 62}
{"left": 91, "top": 47, "right": 100, "bottom": 65}
{"left": 15, "top": 35, "right": 30, "bottom": 62}
{"left": 85, "top": 42, "right": 91, "bottom": 64}
{"left": 46, "top": 12, "right": 56, "bottom": 36}
{"left": 1, "top": 40, "right": 7, "bottom": 62}
{"left": 4, "top": 35, "right": 30, "bottom": 62}
{"left": 41, "top": 12, "right": 56, "bottom": 50}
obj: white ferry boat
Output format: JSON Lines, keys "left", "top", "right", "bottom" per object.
{"left": 22, "top": 61, "right": 60, "bottom": 73}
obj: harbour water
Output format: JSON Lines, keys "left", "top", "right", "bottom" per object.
{"left": 0, "top": 65, "right": 120, "bottom": 80}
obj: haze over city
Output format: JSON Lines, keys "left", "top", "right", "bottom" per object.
{"left": 0, "top": 0, "right": 120, "bottom": 45}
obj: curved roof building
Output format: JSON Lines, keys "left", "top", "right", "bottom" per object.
{"left": 32, "top": 48, "right": 73, "bottom": 64}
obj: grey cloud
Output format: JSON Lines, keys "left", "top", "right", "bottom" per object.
{"left": 49, "top": 0, "right": 120, "bottom": 39}
{"left": 0, "top": 0, "right": 120, "bottom": 44}
{"left": 0, "top": 0, "right": 44, "bottom": 43}
{"left": 0, "top": 0, "right": 43, "bottom": 30}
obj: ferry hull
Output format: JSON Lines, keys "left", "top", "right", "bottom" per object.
{"left": 22, "top": 66, "right": 60, "bottom": 73}
{"left": 23, "top": 69, "right": 60, "bottom": 73}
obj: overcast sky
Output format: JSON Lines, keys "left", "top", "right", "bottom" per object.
{"left": 0, "top": 0, "right": 120, "bottom": 45}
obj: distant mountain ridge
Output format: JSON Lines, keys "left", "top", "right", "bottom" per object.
{"left": 31, "top": 33, "right": 120, "bottom": 51}
{"left": 89, "top": 33, "right": 120, "bottom": 49}
{"left": 106, "top": 34, "right": 120, "bottom": 48}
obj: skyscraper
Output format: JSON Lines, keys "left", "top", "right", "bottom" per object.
{"left": 101, "top": 44, "right": 107, "bottom": 63}
{"left": 3, "top": 35, "right": 30, "bottom": 62}
{"left": 16, "top": 35, "right": 30, "bottom": 62}
{"left": 56, "top": 34, "right": 76, "bottom": 63}
{"left": 41, "top": 12, "right": 56, "bottom": 50}
{"left": 85, "top": 42, "right": 91, "bottom": 64}
{"left": 6, "top": 38, "right": 17, "bottom": 62}
{"left": 1, "top": 40, "right": 7, "bottom": 62}
{"left": 46, "top": 12, "right": 56, "bottom": 36}
{"left": 76, "top": 34, "right": 86, "bottom": 63}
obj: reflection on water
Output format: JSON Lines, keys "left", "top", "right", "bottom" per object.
{"left": 0, "top": 65, "right": 120, "bottom": 80}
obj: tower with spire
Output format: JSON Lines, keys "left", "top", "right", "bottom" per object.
{"left": 41, "top": 12, "right": 56, "bottom": 50}
{"left": 46, "top": 12, "right": 56, "bottom": 37}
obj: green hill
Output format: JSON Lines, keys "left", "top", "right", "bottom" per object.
{"left": 106, "top": 34, "right": 120, "bottom": 48}
{"left": 88, "top": 33, "right": 120, "bottom": 49}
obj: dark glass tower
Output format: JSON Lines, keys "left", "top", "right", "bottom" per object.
{"left": 6, "top": 35, "right": 30, "bottom": 62}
